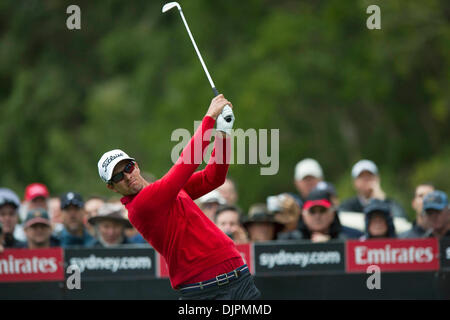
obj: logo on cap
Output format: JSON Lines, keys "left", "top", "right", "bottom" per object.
{"left": 33, "top": 210, "right": 42, "bottom": 217}
{"left": 102, "top": 153, "right": 124, "bottom": 173}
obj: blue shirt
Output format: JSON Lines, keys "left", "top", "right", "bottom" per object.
{"left": 58, "top": 227, "right": 95, "bottom": 248}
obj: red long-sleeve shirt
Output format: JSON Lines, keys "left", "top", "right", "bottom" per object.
{"left": 121, "top": 116, "right": 242, "bottom": 289}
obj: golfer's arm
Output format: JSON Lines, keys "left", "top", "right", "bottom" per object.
{"left": 184, "top": 133, "right": 230, "bottom": 200}
{"left": 139, "top": 116, "right": 215, "bottom": 206}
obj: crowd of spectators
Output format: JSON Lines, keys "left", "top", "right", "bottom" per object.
{"left": 1, "top": 158, "right": 449, "bottom": 252}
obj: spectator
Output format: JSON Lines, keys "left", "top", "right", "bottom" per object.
{"left": 0, "top": 188, "right": 26, "bottom": 248}
{"left": 422, "top": 191, "right": 450, "bottom": 239}
{"left": 112, "top": 200, "right": 147, "bottom": 244}
{"left": 197, "top": 190, "right": 226, "bottom": 221}
{"left": 88, "top": 203, "right": 132, "bottom": 247}
{"left": 298, "top": 189, "right": 345, "bottom": 242}
{"left": 293, "top": 158, "right": 323, "bottom": 202}
{"left": 23, "top": 208, "right": 60, "bottom": 249}
{"left": 58, "top": 192, "right": 95, "bottom": 247}
{"left": 400, "top": 183, "right": 435, "bottom": 238}
{"left": 361, "top": 199, "right": 396, "bottom": 240}
{"left": 214, "top": 205, "right": 248, "bottom": 244}
{"left": 313, "top": 182, "right": 364, "bottom": 239}
{"left": 84, "top": 196, "right": 105, "bottom": 237}
{"left": 48, "top": 197, "right": 64, "bottom": 235}
{"left": 339, "top": 160, "right": 407, "bottom": 218}
{"left": 267, "top": 193, "right": 302, "bottom": 240}
{"left": 23, "top": 183, "right": 50, "bottom": 211}
{"left": 17, "top": 183, "right": 51, "bottom": 242}
{"left": 315, "top": 181, "right": 339, "bottom": 207}
{"left": 243, "top": 204, "right": 283, "bottom": 242}
{"left": 216, "top": 177, "right": 239, "bottom": 205}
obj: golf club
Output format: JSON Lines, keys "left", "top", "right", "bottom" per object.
{"left": 162, "top": 2, "right": 233, "bottom": 122}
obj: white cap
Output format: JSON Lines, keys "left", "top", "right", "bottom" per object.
{"left": 98, "top": 149, "right": 135, "bottom": 183}
{"left": 198, "top": 190, "right": 226, "bottom": 205}
{"left": 351, "top": 159, "right": 378, "bottom": 179}
{"left": 294, "top": 158, "right": 323, "bottom": 181}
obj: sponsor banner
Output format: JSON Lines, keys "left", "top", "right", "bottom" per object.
{"left": 158, "top": 243, "right": 253, "bottom": 278}
{"left": 235, "top": 243, "right": 253, "bottom": 274}
{"left": 65, "top": 246, "right": 156, "bottom": 280}
{"left": 254, "top": 242, "right": 345, "bottom": 275}
{"left": 440, "top": 238, "right": 450, "bottom": 270}
{"left": 0, "top": 248, "right": 64, "bottom": 283}
{"left": 346, "top": 238, "right": 439, "bottom": 273}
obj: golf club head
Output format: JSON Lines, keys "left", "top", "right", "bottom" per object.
{"left": 162, "top": 2, "right": 181, "bottom": 13}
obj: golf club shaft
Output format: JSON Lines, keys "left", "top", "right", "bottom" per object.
{"left": 177, "top": 8, "right": 233, "bottom": 122}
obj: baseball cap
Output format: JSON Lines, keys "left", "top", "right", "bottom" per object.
{"left": 24, "top": 183, "right": 50, "bottom": 201}
{"left": 364, "top": 199, "right": 390, "bottom": 215}
{"left": 98, "top": 149, "right": 135, "bottom": 183}
{"left": 314, "top": 181, "right": 337, "bottom": 197}
{"left": 303, "top": 189, "right": 332, "bottom": 210}
{"left": 423, "top": 190, "right": 448, "bottom": 212}
{"left": 294, "top": 158, "right": 323, "bottom": 181}
{"left": 198, "top": 190, "right": 226, "bottom": 205}
{"left": 0, "top": 188, "right": 21, "bottom": 208}
{"left": 351, "top": 160, "right": 378, "bottom": 179}
{"left": 60, "top": 192, "right": 84, "bottom": 209}
{"left": 24, "top": 208, "right": 51, "bottom": 228}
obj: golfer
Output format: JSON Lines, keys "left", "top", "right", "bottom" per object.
{"left": 97, "top": 95, "right": 260, "bottom": 300}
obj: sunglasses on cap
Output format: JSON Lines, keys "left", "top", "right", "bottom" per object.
{"left": 109, "top": 161, "right": 135, "bottom": 184}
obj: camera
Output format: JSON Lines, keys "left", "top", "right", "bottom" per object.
{"left": 267, "top": 195, "right": 283, "bottom": 213}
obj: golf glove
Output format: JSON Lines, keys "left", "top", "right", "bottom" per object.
{"left": 216, "top": 105, "right": 235, "bottom": 135}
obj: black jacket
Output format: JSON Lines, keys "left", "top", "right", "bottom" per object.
{"left": 297, "top": 210, "right": 346, "bottom": 241}
{"left": 4, "top": 233, "right": 27, "bottom": 248}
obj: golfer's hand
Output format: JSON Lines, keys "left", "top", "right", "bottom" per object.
{"left": 206, "top": 94, "right": 232, "bottom": 120}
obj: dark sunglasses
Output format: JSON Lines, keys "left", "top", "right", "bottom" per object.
{"left": 307, "top": 206, "right": 328, "bottom": 215}
{"left": 109, "top": 161, "right": 135, "bottom": 184}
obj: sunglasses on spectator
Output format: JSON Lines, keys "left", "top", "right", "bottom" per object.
{"left": 307, "top": 206, "right": 329, "bottom": 215}
{"left": 109, "top": 161, "right": 135, "bottom": 184}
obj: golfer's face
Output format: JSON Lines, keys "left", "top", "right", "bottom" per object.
{"left": 109, "top": 160, "right": 143, "bottom": 196}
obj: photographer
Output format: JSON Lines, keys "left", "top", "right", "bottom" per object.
{"left": 214, "top": 205, "right": 248, "bottom": 244}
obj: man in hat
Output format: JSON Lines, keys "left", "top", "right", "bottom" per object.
{"left": 23, "top": 208, "right": 60, "bottom": 249}
{"left": 58, "top": 192, "right": 95, "bottom": 247}
{"left": 97, "top": 95, "right": 260, "bottom": 300}
{"left": 312, "top": 182, "right": 364, "bottom": 239}
{"left": 0, "top": 188, "right": 26, "bottom": 248}
{"left": 243, "top": 203, "right": 283, "bottom": 242}
{"left": 293, "top": 158, "right": 323, "bottom": 202}
{"left": 339, "top": 159, "right": 407, "bottom": 218}
{"left": 422, "top": 190, "right": 450, "bottom": 239}
{"left": 23, "top": 183, "right": 50, "bottom": 211}
{"left": 299, "top": 189, "right": 345, "bottom": 242}
{"left": 88, "top": 203, "right": 132, "bottom": 247}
